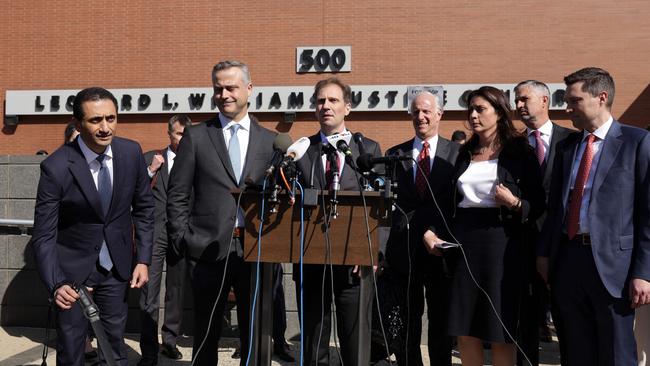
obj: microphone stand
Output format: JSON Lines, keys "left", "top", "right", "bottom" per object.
{"left": 328, "top": 151, "right": 340, "bottom": 219}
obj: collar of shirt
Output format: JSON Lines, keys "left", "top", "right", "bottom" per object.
{"left": 583, "top": 115, "right": 613, "bottom": 142}
{"left": 413, "top": 134, "right": 438, "bottom": 153}
{"left": 166, "top": 146, "right": 176, "bottom": 173}
{"left": 219, "top": 113, "right": 251, "bottom": 133}
{"left": 527, "top": 120, "right": 553, "bottom": 137}
{"left": 77, "top": 136, "right": 113, "bottom": 167}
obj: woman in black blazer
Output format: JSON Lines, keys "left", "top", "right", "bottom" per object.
{"left": 425, "top": 86, "right": 545, "bottom": 366}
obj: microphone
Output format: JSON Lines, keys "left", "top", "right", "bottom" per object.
{"left": 264, "top": 133, "right": 293, "bottom": 177}
{"left": 353, "top": 132, "right": 367, "bottom": 157}
{"left": 356, "top": 153, "right": 412, "bottom": 172}
{"left": 325, "top": 131, "right": 352, "bottom": 150}
{"left": 279, "top": 136, "right": 311, "bottom": 169}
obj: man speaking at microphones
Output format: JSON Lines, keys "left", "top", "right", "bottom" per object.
{"left": 293, "top": 77, "right": 382, "bottom": 365}
{"left": 391, "top": 91, "right": 460, "bottom": 366}
{"left": 166, "top": 60, "right": 276, "bottom": 365}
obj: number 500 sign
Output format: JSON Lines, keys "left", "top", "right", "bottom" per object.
{"left": 296, "top": 46, "right": 351, "bottom": 73}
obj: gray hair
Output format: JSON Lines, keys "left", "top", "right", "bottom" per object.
{"left": 514, "top": 80, "right": 550, "bottom": 99}
{"left": 212, "top": 60, "right": 251, "bottom": 84}
{"left": 409, "top": 91, "right": 443, "bottom": 114}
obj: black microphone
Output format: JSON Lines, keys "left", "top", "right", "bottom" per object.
{"left": 335, "top": 139, "right": 356, "bottom": 165}
{"left": 353, "top": 132, "right": 367, "bottom": 156}
{"left": 356, "top": 153, "right": 411, "bottom": 172}
{"left": 264, "top": 133, "right": 293, "bottom": 177}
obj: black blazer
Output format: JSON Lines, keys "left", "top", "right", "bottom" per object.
{"left": 384, "top": 137, "right": 460, "bottom": 276}
{"left": 31, "top": 137, "right": 155, "bottom": 293}
{"left": 452, "top": 138, "right": 546, "bottom": 229}
{"left": 144, "top": 148, "right": 170, "bottom": 251}
{"left": 533, "top": 123, "right": 574, "bottom": 231}
{"left": 166, "top": 114, "right": 277, "bottom": 262}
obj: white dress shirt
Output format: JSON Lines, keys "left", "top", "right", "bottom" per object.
{"left": 566, "top": 116, "right": 613, "bottom": 234}
{"left": 166, "top": 147, "right": 176, "bottom": 174}
{"left": 527, "top": 120, "right": 553, "bottom": 162}
{"left": 412, "top": 134, "right": 438, "bottom": 182}
{"left": 78, "top": 136, "right": 114, "bottom": 190}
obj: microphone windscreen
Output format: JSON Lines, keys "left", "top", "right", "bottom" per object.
{"left": 356, "top": 153, "right": 374, "bottom": 172}
{"left": 273, "top": 133, "right": 293, "bottom": 153}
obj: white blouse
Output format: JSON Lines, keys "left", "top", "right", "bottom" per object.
{"left": 457, "top": 159, "right": 500, "bottom": 208}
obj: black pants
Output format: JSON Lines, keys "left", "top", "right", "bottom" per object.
{"left": 395, "top": 266, "right": 452, "bottom": 366}
{"left": 139, "top": 237, "right": 187, "bottom": 360}
{"left": 57, "top": 265, "right": 129, "bottom": 366}
{"left": 552, "top": 243, "right": 636, "bottom": 366}
{"left": 296, "top": 264, "right": 369, "bottom": 366}
{"left": 188, "top": 246, "right": 251, "bottom": 366}
{"left": 272, "top": 263, "right": 287, "bottom": 346}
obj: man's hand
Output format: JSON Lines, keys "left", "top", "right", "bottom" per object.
{"left": 130, "top": 263, "right": 149, "bottom": 288}
{"left": 148, "top": 154, "right": 165, "bottom": 175}
{"left": 423, "top": 229, "right": 444, "bottom": 257}
{"left": 536, "top": 256, "right": 549, "bottom": 285}
{"left": 54, "top": 284, "right": 80, "bottom": 310}
{"left": 629, "top": 278, "right": 650, "bottom": 308}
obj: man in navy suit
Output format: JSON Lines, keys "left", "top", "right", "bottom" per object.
{"left": 31, "top": 87, "right": 155, "bottom": 366}
{"left": 538, "top": 67, "right": 650, "bottom": 365}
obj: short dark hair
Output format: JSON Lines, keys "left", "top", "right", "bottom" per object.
{"left": 314, "top": 77, "right": 352, "bottom": 104}
{"left": 451, "top": 130, "right": 467, "bottom": 142}
{"left": 168, "top": 114, "right": 192, "bottom": 132}
{"left": 564, "top": 67, "right": 615, "bottom": 107}
{"left": 64, "top": 121, "right": 77, "bottom": 143}
{"left": 72, "top": 87, "right": 118, "bottom": 121}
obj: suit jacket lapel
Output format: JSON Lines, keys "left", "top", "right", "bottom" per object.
{"left": 561, "top": 133, "right": 581, "bottom": 207}
{"left": 429, "top": 138, "right": 451, "bottom": 191}
{"left": 592, "top": 120, "right": 623, "bottom": 195}
{"left": 205, "top": 115, "right": 238, "bottom": 184}
{"left": 544, "top": 124, "right": 562, "bottom": 188}
{"left": 67, "top": 142, "right": 105, "bottom": 220}
{"left": 306, "top": 134, "right": 326, "bottom": 189}
{"left": 109, "top": 142, "right": 124, "bottom": 216}
{"left": 160, "top": 149, "right": 170, "bottom": 191}
{"left": 396, "top": 139, "right": 415, "bottom": 189}
{"left": 240, "top": 116, "right": 261, "bottom": 187}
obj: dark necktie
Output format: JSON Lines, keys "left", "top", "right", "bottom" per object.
{"left": 416, "top": 141, "right": 430, "bottom": 198}
{"left": 566, "top": 134, "right": 596, "bottom": 239}
{"left": 325, "top": 151, "right": 341, "bottom": 190}
{"left": 533, "top": 130, "right": 545, "bottom": 166}
{"left": 96, "top": 154, "right": 113, "bottom": 271}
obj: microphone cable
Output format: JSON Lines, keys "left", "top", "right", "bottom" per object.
{"left": 190, "top": 188, "right": 243, "bottom": 366}
{"left": 414, "top": 157, "right": 533, "bottom": 366}
{"left": 294, "top": 179, "right": 306, "bottom": 366}
{"left": 244, "top": 176, "right": 269, "bottom": 366}
{"left": 351, "top": 167, "right": 394, "bottom": 364}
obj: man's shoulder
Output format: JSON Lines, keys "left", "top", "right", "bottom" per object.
{"left": 41, "top": 143, "right": 75, "bottom": 168}
{"left": 250, "top": 114, "right": 277, "bottom": 139}
{"left": 616, "top": 120, "right": 649, "bottom": 141}
{"left": 387, "top": 138, "right": 414, "bottom": 155}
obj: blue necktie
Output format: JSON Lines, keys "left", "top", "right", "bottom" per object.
{"left": 229, "top": 124, "right": 241, "bottom": 182}
{"left": 96, "top": 154, "right": 114, "bottom": 271}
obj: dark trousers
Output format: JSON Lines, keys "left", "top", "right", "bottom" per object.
{"left": 57, "top": 265, "right": 129, "bottom": 366}
{"left": 272, "top": 263, "right": 287, "bottom": 346}
{"left": 296, "top": 264, "right": 367, "bottom": 366}
{"left": 188, "top": 246, "right": 251, "bottom": 366}
{"left": 552, "top": 243, "right": 637, "bottom": 366}
{"left": 139, "top": 237, "right": 187, "bottom": 360}
{"left": 395, "top": 268, "right": 452, "bottom": 366}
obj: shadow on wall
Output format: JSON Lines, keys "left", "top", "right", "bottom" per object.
{"left": 619, "top": 83, "right": 650, "bottom": 127}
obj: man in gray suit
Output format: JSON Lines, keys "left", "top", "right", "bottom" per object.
{"left": 166, "top": 60, "right": 276, "bottom": 365}
{"left": 514, "top": 80, "right": 573, "bottom": 365}
{"left": 138, "top": 114, "right": 193, "bottom": 365}
{"left": 538, "top": 67, "right": 650, "bottom": 365}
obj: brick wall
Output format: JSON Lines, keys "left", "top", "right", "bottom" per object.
{"left": 2, "top": 0, "right": 649, "bottom": 154}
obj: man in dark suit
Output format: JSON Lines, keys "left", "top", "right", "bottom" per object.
{"left": 293, "top": 77, "right": 382, "bottom": 366}
{"left": 514, "top": 80, "right": 573, "bottom": 365}
{"left": 390, "top": 91, "right": 459, "bottom": 366}
{"left": 166, "top": 60, "right": 276, "bottom": 365}
{"left": 138, "top": 114, "right": 193, "bottom": 365}
{"left": 538, "top": 67, "right": 650, "bottom": 365}
{"left": 31, "top": 87, "right": 154, "bottom": 366}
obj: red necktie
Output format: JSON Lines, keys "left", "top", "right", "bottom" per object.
{"left": 415, "top": 141, "right": 430, "bottom": 198}
{"left": 533, "top": 130, "right": 545, "bottom": 166}
{"left": 325, "top": 152, "right": 341, "bottom": 190}
{"left": 566, "top": 134, "right": 596, "bottom": 239}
